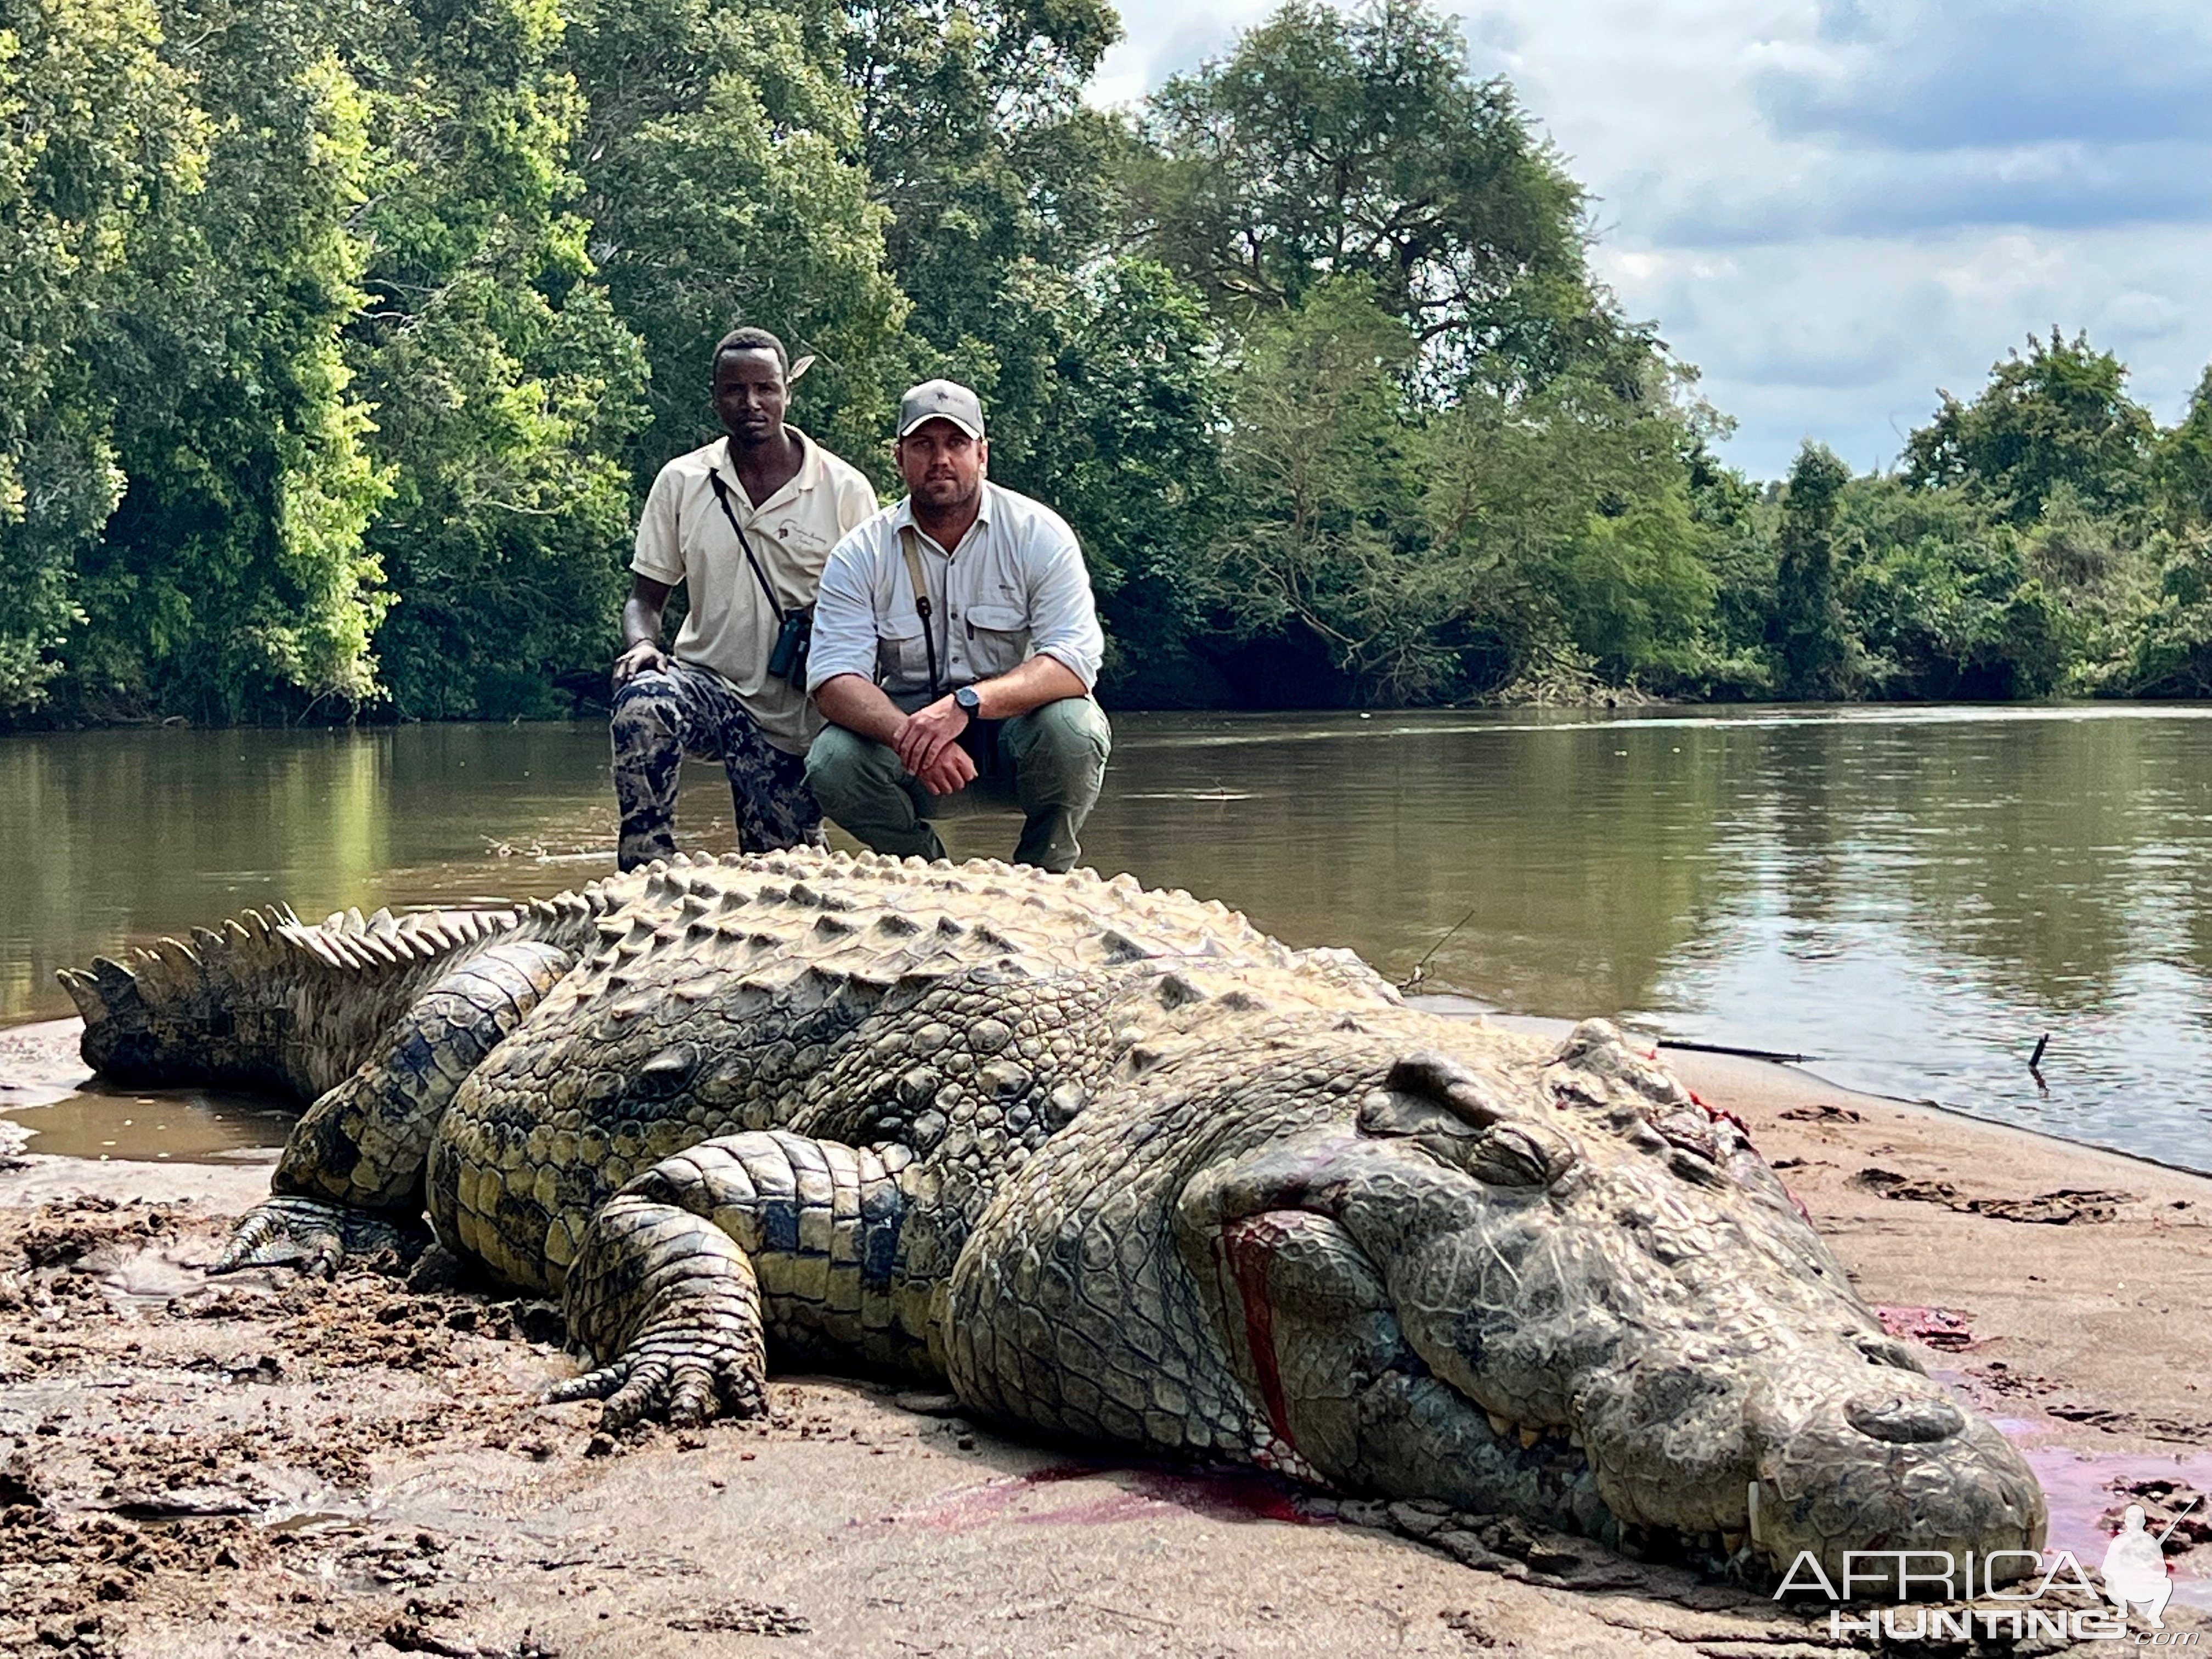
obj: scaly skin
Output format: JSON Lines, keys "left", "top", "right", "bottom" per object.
{"left": 59, "top": 849, "right": 2046, "bottom": 1585}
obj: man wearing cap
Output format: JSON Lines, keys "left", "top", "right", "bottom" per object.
{"left": 804, "top": 379, "right": 1111, "bottom": 872}
{"left": 608, "top": 326, "right": 879, "bottom": 872}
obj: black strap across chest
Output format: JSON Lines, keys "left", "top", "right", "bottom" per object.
{"left": 705, "top": 470, "right": 791, "bottom": 624}
{"left": 898, "top": 526, "right": 947, "bottom": 697}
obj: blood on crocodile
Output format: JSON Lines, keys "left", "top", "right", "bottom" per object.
{"left": 1221, "top": 1217, "right": 1296, "bottom": 1460}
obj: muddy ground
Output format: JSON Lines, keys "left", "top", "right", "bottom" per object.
{"left": 2, "top": 1023, "right": 2209, "bottom": 1658}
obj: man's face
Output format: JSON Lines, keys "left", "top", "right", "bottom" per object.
{"left": 896, "top": 420, "right": 987, "bottom": 511}
{"left": 713, "top": 348, "right": 788, "bottom": 446}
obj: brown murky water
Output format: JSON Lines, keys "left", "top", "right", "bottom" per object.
{"left": 7, "top": 707, "right": 2212, "bottom": 1170}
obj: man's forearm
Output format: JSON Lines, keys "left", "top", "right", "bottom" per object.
{"left": 970, "top": 654, "right": 1087, "bottom": 720}
{"left": 815, "top": 673, "right": 909, "bottom": 746}
{"left": 621, "top": 596, "right": 664, "bottom": 649}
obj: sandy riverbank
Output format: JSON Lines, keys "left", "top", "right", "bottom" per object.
{"left": 1, "top": 1018, "right": 2208, "bottom": 1658}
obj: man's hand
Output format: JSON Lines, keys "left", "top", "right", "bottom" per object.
{"left": 612, "top": 639, "right": 667, "bottom": 688}
{"left": 894, "top": 695, "right": 972, "bottom": 777}
{"left": 911, "top": 739, "right": 977, "bottom": 797}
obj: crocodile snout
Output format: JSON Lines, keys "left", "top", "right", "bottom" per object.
{"left": 1747, "top": 1373, "right": 2045, "bottom": 1589}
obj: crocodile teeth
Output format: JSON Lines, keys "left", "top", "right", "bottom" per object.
{"left": 1517, "top": 1425, "right": 1541, "bottom": 1449}
{"left": 1722, "top": 1531, "right": 1746, "bottom": 1554}
{"left": 1486, "top": 1412, "right": 1511, "bottom": 1437}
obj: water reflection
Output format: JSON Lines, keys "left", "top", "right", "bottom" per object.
{"left": 1092, "top": 715, "right": 1734, "bottom": 1018}
{"left": 5, "top": 707, "right": 2212, "bottom": 1169}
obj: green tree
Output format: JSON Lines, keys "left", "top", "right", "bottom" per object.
{"left": 990, "top": 259, "right": 1228, "bottom": 698}
{"left": 0, "top": 0, "right": 204, "bottom": 709}
{"left": 1903, "top": 329, "right": 2158, "bottom": 523}
{"left": 2124, "top": 528, "right": 2212, "bottom": 697}
{"left": 832, "top": 0, "right": 1133, "bottom": 509}
{"left": 567, "top": 0, "right": 907, "bottom": 480}
{"left": 1772, "top": 443, "right": 1854, "bottom": 699}
{"left": 1134, "top": 0, "right": 1652, "bottom": 397}
{"left": 1838, "top": 478, "right": 2078, "bottom": 700}
{"left": 1188, "top": 278, "right": 1723, "bottom": 706}
{"left": 2158, "top": 365, "right": 2212, "bottom": 529}
{"left": 1195, "top": 281, "right": 1431, "bottom": 699}
{"left": 1420, "top": 368, "right": 1718, "bottom": 697}
{"left": 70, "top": 2, "right": 391, "bottom": 720}
{"left": 1684, "top": 443, "right": 1778, "bottom": 698}
{"left": 2108, "top": 364, "right": 2212, "bottom": 696}
{"left": 346, "top": 0, "right": 651, "bottom": 718}
{"left": 839, "top": 0, "right": 1121, "bottom": 353}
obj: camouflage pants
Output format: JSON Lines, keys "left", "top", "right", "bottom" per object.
{"left": 610, "top": 658, "right": 822, "bottom": 872}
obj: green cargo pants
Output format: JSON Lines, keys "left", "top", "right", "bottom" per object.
{"left": 804, "top": 695, "right": 1111, "bottom": 873}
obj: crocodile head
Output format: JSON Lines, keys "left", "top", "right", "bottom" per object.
{"left": 1178, "top": 1019, "right": 2045, "bottom": 1588}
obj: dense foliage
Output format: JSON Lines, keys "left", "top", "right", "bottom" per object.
{"left": 4, "top": 0, "right": 2211, "bottom": 722}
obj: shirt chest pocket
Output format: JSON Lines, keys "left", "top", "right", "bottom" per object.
{"left": 960, "top": 603, "right": 1029, "bottom": 677}
{"left": 875, "top": 608, "right": 933, "bottom": 688}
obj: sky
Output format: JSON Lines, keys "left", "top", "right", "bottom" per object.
{"left": 1088, "top": 0, "right": 2212, "bottom": 482}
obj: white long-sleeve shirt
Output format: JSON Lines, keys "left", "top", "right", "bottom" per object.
{"left": 805, "top": 483, "right": 1105, "bottom": 697}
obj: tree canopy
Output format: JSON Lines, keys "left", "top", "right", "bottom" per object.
{"left": 1903, "top": 330, "right": 2159, "bottom": 524}
{"left": 3, "top": 0, "right": 2211, "bottom": 724}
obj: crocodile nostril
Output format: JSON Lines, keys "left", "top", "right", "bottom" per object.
{"left": 1844, "top": 1393, "right": 1966, "bottom": 1444}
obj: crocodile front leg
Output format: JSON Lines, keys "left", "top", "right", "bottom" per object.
{"left": 213, "top": 939, "right": 574, "bottom": 1275}
{"left": 212, "top": 1194, "right": 428, "bottom": 1277}
{"left": 552, "top": 1131, "right": 937, "bottom": 1429}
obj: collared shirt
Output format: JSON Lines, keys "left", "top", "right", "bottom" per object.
{"left": 806, "top": 482, "right": 1105, "bottom": 698}
{"left": 631, "top": 428, "right": 879, "bottom": 753}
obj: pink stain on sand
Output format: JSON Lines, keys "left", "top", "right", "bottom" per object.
{"left": 2016, "top": 1444, "right": 2212, "bottom": 1611}
{"left": 863, "top": 1382, "right": 2212, "bottom": 1616}
{"left": 1912, "top": 1340, "right": 2212, "bottom": 1610}
{"left": 1875, "top": 1303, "right": 1978, "bottom": 1351}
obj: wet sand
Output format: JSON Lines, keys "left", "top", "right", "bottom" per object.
{"left": 2, "top": 1019, "right": 2209, "bottom": 1657}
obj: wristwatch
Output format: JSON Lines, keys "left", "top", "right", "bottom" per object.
{"left": 953, "top": 685, "right": 983, "bottom": 721}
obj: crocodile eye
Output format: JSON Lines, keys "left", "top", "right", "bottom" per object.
{"left": 1358, "top": 1089, "right": 1483, "bottom": 1140}
{"left": 1468, "top": 1122, "right": 1576, "bottom": 1187}
{"left": 1374, "top": 1052, "right": 1510, "bottom": 1131}
{"left": 1854, "top": 1334, "right": 1922, "bottom": 1372}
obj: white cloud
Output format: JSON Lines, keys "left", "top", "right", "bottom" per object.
{"left": 1090, "top": 0, "right": 2212, "bottom": 479}
{"left": 1760, "top": 0, "right": 2212, "bottom": 151}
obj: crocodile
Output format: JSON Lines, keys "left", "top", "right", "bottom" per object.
{"left": 58, "top": 849, "right": 2046, "bottom": 1583}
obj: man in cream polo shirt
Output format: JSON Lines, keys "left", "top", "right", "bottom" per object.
{"left": 805, "top": 379, "right": 1111, "bottom": 872}
{"left": 610, "top": 327, "right": 878, "bottom": 870}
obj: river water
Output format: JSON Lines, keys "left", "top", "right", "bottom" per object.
{"left": 5, "top": 706, "right": 2211, "bottom": 1171}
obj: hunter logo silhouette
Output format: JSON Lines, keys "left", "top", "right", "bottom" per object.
{"left": 2101, "top": 1498, "right": 2198, "bottom": 1629}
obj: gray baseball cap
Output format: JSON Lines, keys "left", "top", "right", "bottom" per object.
{"left": 896, "top": 379, "right": 986, "bottom": 440}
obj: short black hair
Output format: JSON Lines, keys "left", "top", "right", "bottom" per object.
{"left": 713, "top": 326, "right": 789, "bottom": 380}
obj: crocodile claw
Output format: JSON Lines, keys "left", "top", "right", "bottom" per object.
{"left": 546, "top": 1331, "right": 767, "bottom": 1431}
{"left": 210, "top": 1195, "right": 422, "bottom": 1278}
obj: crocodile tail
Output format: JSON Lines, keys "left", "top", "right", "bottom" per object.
{"left": 58, "top": 905, "right": 304, "bottom": 1088}
{"left": 56, "top": 900, "right": 584, "bottom": 1098}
